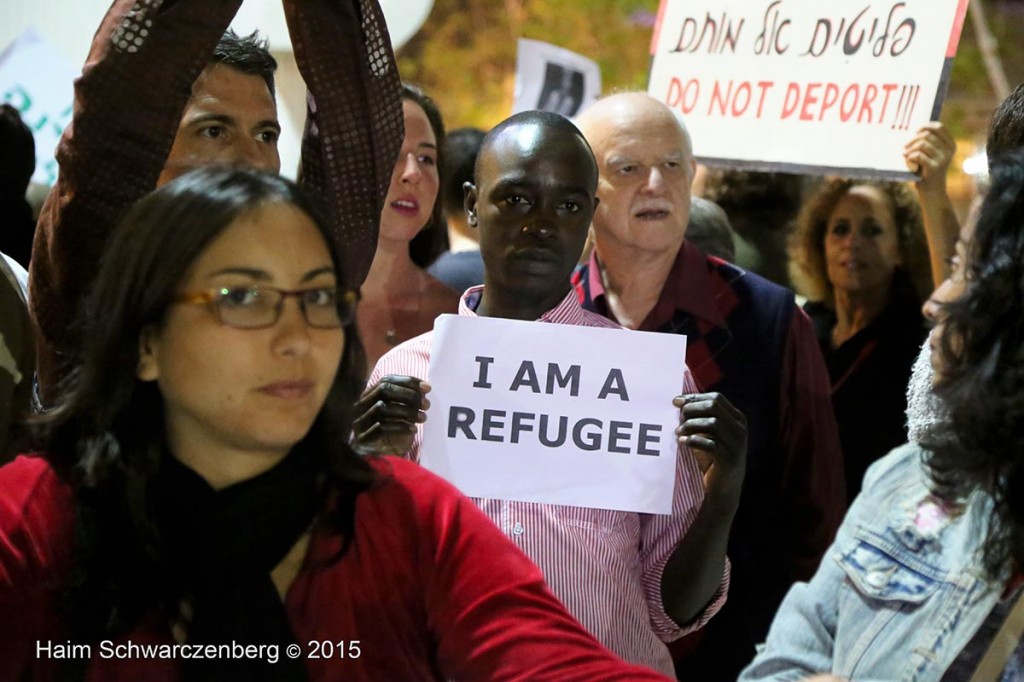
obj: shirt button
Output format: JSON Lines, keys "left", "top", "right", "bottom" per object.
{"left": 866, "top": 570, "right": 890, "bottom": 588}
{"left": 512, "top": 522, "right": 525, "bottom": 536}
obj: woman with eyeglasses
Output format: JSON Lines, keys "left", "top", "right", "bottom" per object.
{"left": 0, "top": 168, "right": 671, "bottom": 681}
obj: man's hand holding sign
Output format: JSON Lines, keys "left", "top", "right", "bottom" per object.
{"left": 354, "top": 377, "right": 747, "bottom": 508}
{"left": 675, "top": 393, "right": 747, "bottom": 496}
{"left": 352, "top": 375, "right": 430, "bottom": 456}
{"left": 356, "top": 376, "right": 749, "bottom": 509}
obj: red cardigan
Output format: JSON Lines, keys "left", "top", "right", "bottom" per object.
{"left": 0, "top": 455, "right": 669, "bottom": 681}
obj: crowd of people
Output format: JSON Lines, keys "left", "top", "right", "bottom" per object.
{"left": 1, "top": 0, "right": 1023, "bottom": 680}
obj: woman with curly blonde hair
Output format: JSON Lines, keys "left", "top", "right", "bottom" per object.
{"left": 790, "top": 178, "right": 931, "bottom": 499}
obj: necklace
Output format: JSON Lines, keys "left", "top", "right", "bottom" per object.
{"left": 381, "top": 283, "right": 427, "bottom": 347}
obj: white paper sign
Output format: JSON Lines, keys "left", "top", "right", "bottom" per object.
{"left": 647, "top": 0, "right": 969, "bottom": 180}
{"left": 420, "top": 315, "right": 688, "bottom": 514}
{"left": 0, "top": 28, "right": 77, "bottom": 186}
{"left": 512, "top": 38, "right": 601, "bottom": 118}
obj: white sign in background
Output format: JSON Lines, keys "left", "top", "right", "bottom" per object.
{"left": 513, "top": 38, "right": 602, "bottom": 118}
{"left": 648, "top": 0, "right": 969, "bottom": 179}
{"left": 0, "top": 29, "right": 77, "bottom": 187}
{"left": 421, "top": 315, "right": 688, "bottom": 515}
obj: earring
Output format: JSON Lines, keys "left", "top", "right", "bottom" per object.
{"left": 468, "top": 214, "right": 478, "bottom": 227}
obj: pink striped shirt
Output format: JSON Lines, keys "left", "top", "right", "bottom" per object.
{"left": 369, "top": 287, "right": 729, "bottom": 676}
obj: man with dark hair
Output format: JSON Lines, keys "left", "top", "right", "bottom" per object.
{"left": 574, "top": 93, "right": 845, "bottom": 680}
{"left": 211, "top": 29, "right": 278, "bottom": 96}
{"left": 358, "top": 110, "right": 746, "bottom": 676}
{"left": 154, "top": 29, "right": 282, "bottom": 186}
{"left": 29, "top": 0, "right": 403, "bottom": 399}
{"left": 428, "top": 126, "right": 487, "bottom": 293}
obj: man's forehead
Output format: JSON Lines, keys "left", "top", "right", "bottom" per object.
{"left": 582, "top": 99, "right": 689, "bottom": 151}
{"left": 480, "top": 125, "right": 592, "bottom": 182}
{"left": 493, "top": 122, "right": 546, "bottom": 152}
{"left": 190, "top": 64, "right": 274, "bottom": 104}
{"left": 599, "top": 128, "right": 688, "bottom": 164}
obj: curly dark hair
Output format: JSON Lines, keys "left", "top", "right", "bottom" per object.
{"left": 988, "top": 81, "right": 1024, "bottom": 158}
{"left": 922, "top": 150, "right": 1024, "bottom": 579}
{"left": 402, "top": 83, "right": 450, "bottom": 268}
{"left": 790, "top": 178, "right": 931, "bottom": 304}
{"left": 39, "top": 168, "right": 375, "bottom": 641}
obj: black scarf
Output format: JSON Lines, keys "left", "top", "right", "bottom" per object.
{"left": 155, "top": 447, "right": 320, "bottom": 681}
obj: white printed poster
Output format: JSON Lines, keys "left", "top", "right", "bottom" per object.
{"left": 647, "top": 0, "right": 970, "bottom": 179}
{"left": 513, "top": 38, "right": 601, "bottom": 118}
{"left": 0, "top": 28, "right": 77, "bottom": 187}
{"left": 420, "top": 315, "right": 688, "bottom": 514}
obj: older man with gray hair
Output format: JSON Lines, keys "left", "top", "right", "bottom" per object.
{"left": 573, "top": 92, "right": 846, "bottom": 680}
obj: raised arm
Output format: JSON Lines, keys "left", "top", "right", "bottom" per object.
{"left": 282, "top": 0, "right": 404, "bottom": 290}
{"left": 904, "top": 122, "right": 960, "bottom": 287}
{"left": 29, "top": 0, "right": 243, "bottom": 396}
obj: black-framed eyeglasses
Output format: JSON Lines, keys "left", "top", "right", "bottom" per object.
{"left": 172, "top": 285, "right": 359, "bottom": 329}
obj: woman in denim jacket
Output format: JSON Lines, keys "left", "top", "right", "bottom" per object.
{"left": 741, "top": 148, "right": 1024, "bottom": 682}
{"left": 740, "top": 440, "right": 998, "bottom": 681}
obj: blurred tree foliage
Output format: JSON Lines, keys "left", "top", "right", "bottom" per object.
{"left": 397, "top": 0, "right": 1024, "bottom": 144}
{"left": 396, "top": 0, "right": 659, "bottom": 128}
{"left": 945, "top": 0, "right": 1024, "bottom": 143}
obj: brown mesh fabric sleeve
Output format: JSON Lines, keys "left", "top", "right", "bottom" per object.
{"left": 29, "top": 0, "right": 243, "bottom": 397}
{"left": 284, "top": 0, "right": 404, "bottom": 290}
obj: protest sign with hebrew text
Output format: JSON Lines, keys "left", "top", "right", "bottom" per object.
{"left": 647, "top": 0, "right": 969, "bottom": 179}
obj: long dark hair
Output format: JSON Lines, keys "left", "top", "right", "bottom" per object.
{"left": 923, "top": 150, "right": 1024, "bottom": 579}
{"left": 403, "top": 83, "right": 450, "bottom": 268}
{"left": 40, "top": 168, "right": 375, "bottom": 640}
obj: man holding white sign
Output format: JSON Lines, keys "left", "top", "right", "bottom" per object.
{"left": 358, "top": 110, "right": 747, "bottom": 676}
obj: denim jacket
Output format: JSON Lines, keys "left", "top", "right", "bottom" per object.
{"left": 740, "top": 443, "right": 999, "bottom": 682}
